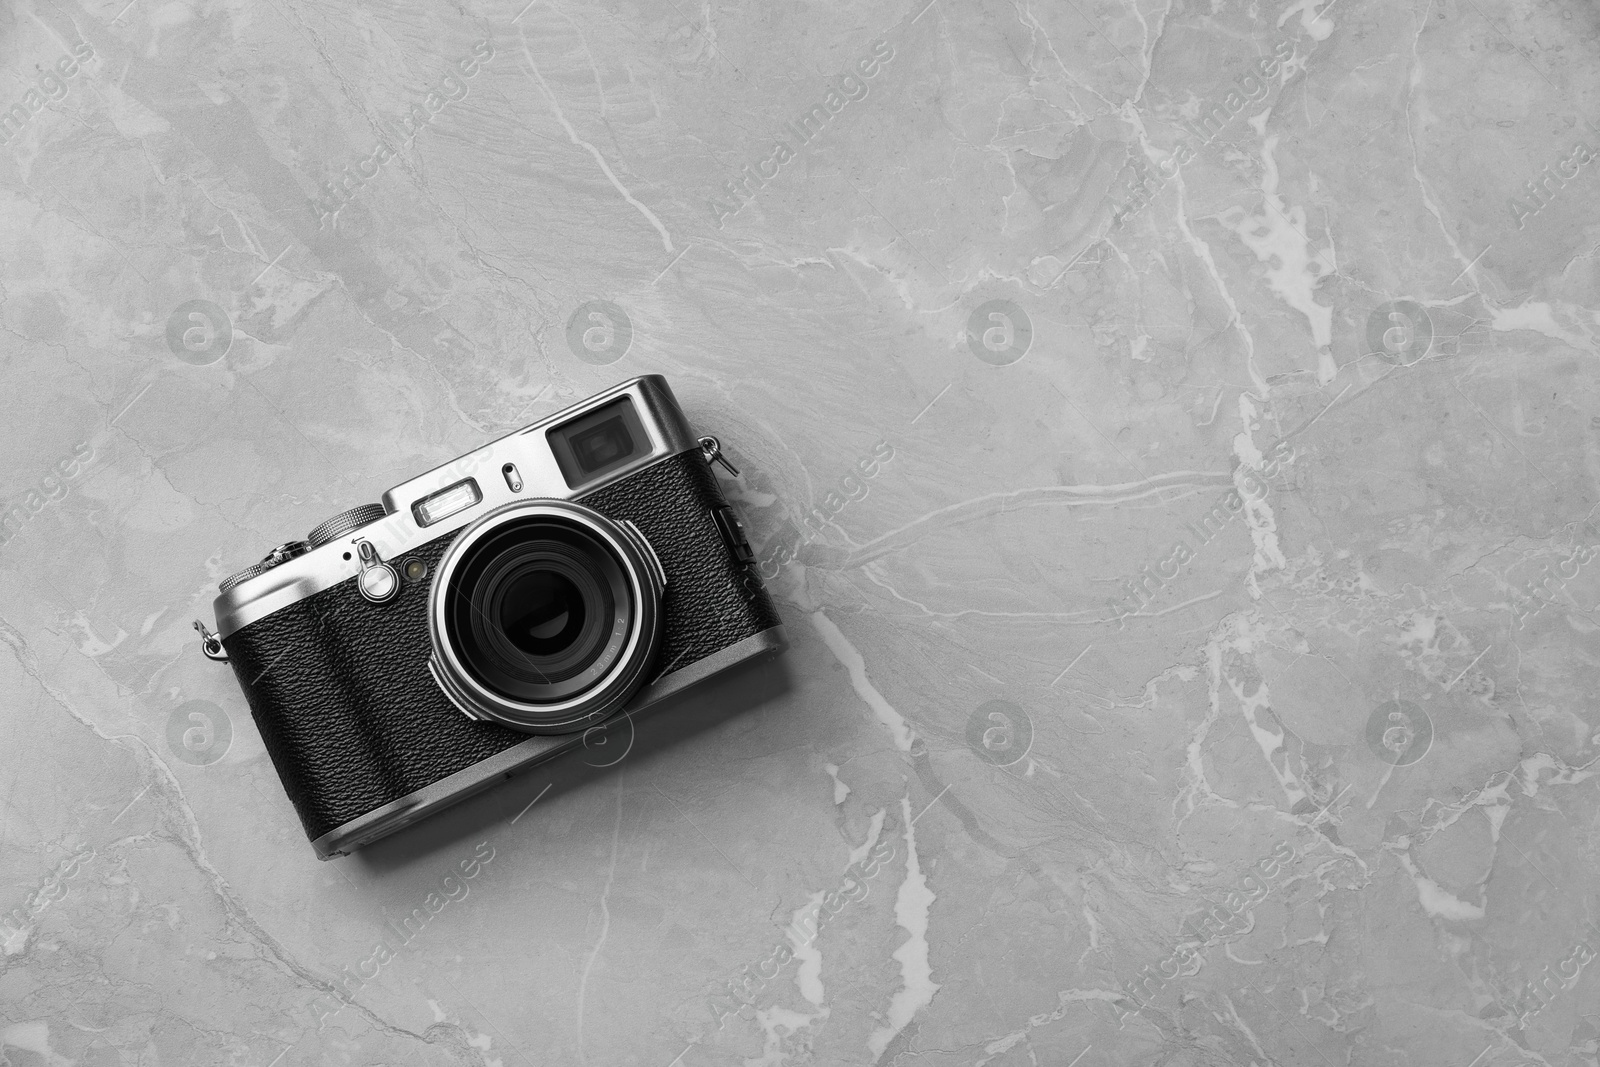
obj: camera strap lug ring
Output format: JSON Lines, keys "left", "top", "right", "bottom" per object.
{"left": 192, "top": 620, "right": 229, "bottom": 662}
{"left": 699, "top": 435, "right": 739, "bottom": 477}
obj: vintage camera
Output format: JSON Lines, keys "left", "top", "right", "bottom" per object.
{"left": 195, "top": 377, "right": 784, "bottom": 858}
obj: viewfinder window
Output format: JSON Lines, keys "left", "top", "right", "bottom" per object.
{"left": 573, "top": 419, "right": 633, "bottom": 473}
{"left": 548, "top": 396, "right": 651, "bottom": 488}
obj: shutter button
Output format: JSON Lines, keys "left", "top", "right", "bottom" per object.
{"left": 356, "top": 540, "right": 400, "bottom": 603}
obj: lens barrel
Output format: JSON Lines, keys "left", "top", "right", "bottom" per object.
{"left": 428, "top": 500, "right": 663, "bottom": 733}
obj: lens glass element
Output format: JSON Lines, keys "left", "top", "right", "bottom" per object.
{"left": 444, "top": 516, "right": 634, "bottom": 704}
{"left": 499, "top": 570, "right": 585, "bottom": 655}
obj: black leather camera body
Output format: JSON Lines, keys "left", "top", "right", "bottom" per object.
{"left": 197, "top": 377, "right": 784, "bottom": 858}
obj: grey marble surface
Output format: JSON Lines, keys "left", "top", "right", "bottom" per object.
{"left": 2, "top": 0, "right": 1600, "bottom": 1064}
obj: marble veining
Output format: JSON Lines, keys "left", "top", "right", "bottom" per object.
{"left": 2, "top": 0, "right": 1600, "bottom": 1064}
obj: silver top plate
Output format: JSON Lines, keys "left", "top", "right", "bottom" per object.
{"left": 210, "top": 375, "right": 698, "bottom": 638}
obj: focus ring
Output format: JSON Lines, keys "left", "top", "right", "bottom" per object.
{"left": 307, "top": 503, "right": 388, "bottom": 547}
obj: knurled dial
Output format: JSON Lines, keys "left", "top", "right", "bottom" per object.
{"left": 307, "top": 503, "right": 388, "bottom": 548}
{"left": 219, "top": 540, "right": 311, "bottom": 592}
{"left": 219, "top": 558, "right": 276, "bottom": 593}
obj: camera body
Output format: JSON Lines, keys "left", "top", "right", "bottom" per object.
{"left": 206, "top": 377, "right": 783, "bottom": 858}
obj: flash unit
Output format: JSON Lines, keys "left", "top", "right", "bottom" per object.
{"left": 413, "top": 478, "right": 482, "bottom": 527}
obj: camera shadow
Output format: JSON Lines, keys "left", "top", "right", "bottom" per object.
{"left": 348, "top": 650, "right": 795, "bottom": 879}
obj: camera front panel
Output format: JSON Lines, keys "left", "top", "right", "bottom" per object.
{"left": 220, "top": 448, "right": 782, "bottom": 851}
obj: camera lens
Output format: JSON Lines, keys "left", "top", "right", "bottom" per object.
{"left": 457, "top": 522, "right": 623, "bottom": 697}
{"left": 430, "top": 501, "right": 663, "bottom": 733}
{"left": 499, "top": 570, "right": 583, "bottom": 655}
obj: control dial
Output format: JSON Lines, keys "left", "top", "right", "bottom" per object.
{"left": 219, "top": 540, "right": 311, "bottom": 592}
{"left": 307, "top": 503, "right": 388, "bottom": 548}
